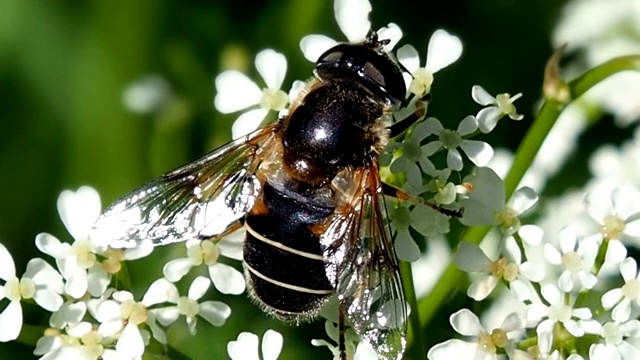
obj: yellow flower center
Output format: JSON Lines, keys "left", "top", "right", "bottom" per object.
{"left": 260, "top": 88, "right": 288, "bottom": 111}
{"left": 177, "top": 296, "right": 199, "bottom": 318}
{"left": 409, "top": 68, "right": 434, "bottom": 96}
{"left": 490, "top": 258, "right": 519, "bottom": 281}
{"left": 495, "top": 207, "right": 521, "bottom": 234}
{"left": 561, "top": 251, "right": 582, "bottom": 272}
{"left": 622, "top": 278, "right": 640, "bottom": 300}
{"left": 72, "top": 239, "right": 97, "bottom": 269}
{"left": 4, "top": 277, "right": 36, "bottom": 302}
{"left": 601, "top": 214, "right": 625, "bottom": 240}
{"left": 120, "top": 299, "right": 148, "bottom": 325}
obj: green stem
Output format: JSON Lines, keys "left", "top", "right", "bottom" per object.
{"left": 417, "top": 54, "right": 640, "bottom": 330}
{"left": 401, "top": 261, "right": 424, "bottom": 359}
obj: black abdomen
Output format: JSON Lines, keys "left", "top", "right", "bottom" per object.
{"left": 243, "top": 182, "right": 334, "bottom": 321}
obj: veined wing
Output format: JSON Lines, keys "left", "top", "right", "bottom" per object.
{"left": 91, "top": 123, "right": 280, "bottom": 248}
{"left": 320, "top": 163, "right": 407, "bottom": 360}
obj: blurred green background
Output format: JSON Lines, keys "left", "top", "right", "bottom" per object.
{"left": 4, "top": 0, "right": 630, "bottom": 358}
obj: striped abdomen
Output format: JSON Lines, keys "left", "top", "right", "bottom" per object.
{"left": 243, "top": 182, "right": 334, "bottom": 321}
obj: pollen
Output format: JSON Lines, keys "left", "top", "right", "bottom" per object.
{"left": 622, "top": 278, "right": 640, "bottom": 300}
{"left": 490, "top": 258, "right": 519, "bottom": 281}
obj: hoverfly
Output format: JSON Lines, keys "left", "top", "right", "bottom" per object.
{"left": 91, "top": 32, "right": 447, "bottom": 360}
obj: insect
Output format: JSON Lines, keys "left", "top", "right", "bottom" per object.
{"left": 91, "top": 31, "right": 451, "bottom": 359}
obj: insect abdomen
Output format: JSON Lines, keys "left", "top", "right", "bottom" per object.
{"left": 243, "top": 183, "right": 334, "bottom": 321}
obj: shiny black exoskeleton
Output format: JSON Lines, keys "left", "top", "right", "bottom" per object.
{"left": 243, "top": 36, "right": 407, "bottom": 321}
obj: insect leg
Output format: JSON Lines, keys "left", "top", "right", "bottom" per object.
{"left": 339, "top": 309, "right": 347, "bottom": 360}
{"left": 196, "top": 220, "right": 245, "bottom": 243}
{"left": 389, "top": 94, "right": 432, "bottom": 138}
{"left": 381, "top": 183, "right": 463, "bottom": 218}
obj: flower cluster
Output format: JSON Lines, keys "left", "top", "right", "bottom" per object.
{"left": 0, "top": 186, "right": 263, "bottom": 359}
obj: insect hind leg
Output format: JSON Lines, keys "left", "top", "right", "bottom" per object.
{"left": 381, "top": 183, "right": 464, "bottom": 218}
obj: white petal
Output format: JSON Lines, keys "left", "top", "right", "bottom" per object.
{"left": 563, "top": 320, "right": 584, "bottom": 337}
{"left": 572, "top": 307, "right": 592, "bottom": 319}
{"left": 601, "top": 288, "right": 623, "bottom": 309}
{"left": 394, "top": 230, "right": 420, "bottom": 262}
{"left": 153, "top": 307, "right": 180, "bottom": 326}
{"left": 209, "top": 263, "right": 246, "bottom": 295}
{"left": 510, "top": 187, "right": 538, "bottom": 215}
{"left": 619, "top": 257, "right": 638, "bottom": 282}
{"left": 124, "top": 244, "right": 153, "bottom": 260}
{"left": 446, "top": 148, "right": 463, "bottom": 171}
{"left": 460, "top": 140, "right": 493, "bottom": 167}
{"left": 214, "top": 71, "right": 261, "bottom": 113}
{"left": 218, "top": 230, "right": 245, "bottom": 261}
{"left": 427, "top": 339, "right": 480, "bottom": 360}
{"left": 453, "top": 242, "right": 492, "bottom": 272}
{"left": 299, "top": 34, "right": 337, "bottom": 62}
{"left": 255, "top": 49, "right": 287, "bottom": 89}
{"left": 396, "top": 44, "right": 420, "bottom": 72}
{"left": 527, "top": 303, "right": 548, "bottom": 323}
{"left": 612, "top": 299, "right": 632, "bottom": 322}
{"left": 0, "top": 301, "right": 22, "bottom": 341}
{"left": 589, "top": 344, "right": 613, "bottom": 360}
{"left": 96, "top": 300, "right": 121, "bottom": 323}
{"left": 579, "top": 319, "right": 602, "bottom": 335}
{"left": 617, "top": 341, "right": 640, "bottom": 360}
{"left": 425, "top": 29, "right": 463, "bottom": 73}
{"left": 34, "top": 335, "right": 59, "bottom": 356}
{"left": 87, "top": 265, "right": 111, "bottom": 297}
{"left": 621, "top": 319, "right": 640, "bottom": 337}
{"left": 471, "top": 85, "right": 495, "bottom": 106}
{"left": 354, "top": 341, "right": 378, "bottom": 360}
{"left": 26, "top": 258, "right": 62, "bottom": 289}
{"left": 519, "top": 225, "right": 543, "bottom": 246}
{"left": 467, "top": 275, "right": 498, "bottom": 301}
{"left": 33, "top": 289, "right": 63, "bottom": 312}
{"left": 57, "top": 186, "right": 101, "bottom": 241}
{"left": 162, "top": 258, "right": 194, "bottom": 282}
{"left": 49, "top": 301, "right": 86, "bottom": 329}
{"left": 584, "top": 192, "right": 610, "bottom": 224}
{"left": 476, "top": 107, "right": 501, "bottom": 133}
{"left": 450, "top": 308, "right": 484, "bottom": 336}
{"left": 505, "top": 236, "right": 521, "bottom": 264}
{"left": 231, "top": 108, "right": 268, "bottom": 139}
{"left": 335, "top": 0, "right": 371, "bottom": 43}
{"left": 0, "top": 243, "right": 15, "bottom": 280}
{"left": 541, "top": 283, "right": 562, "bottom": 305}
{"left": 142, "top": 278, "right": 178, "bottom": 306}
{"left": 519, "top": 261, "right": 545, "bottom": 282}
{"left": 557, "top": 271, "right": 574, "bottom": 292}
{"left": 558, "top": 224, "right": 578, "bottom": 254}
{"left": 64, "top": 268, "right": 87, "bottom": 299}
{"left": 189, "top": 276, "right": 211, "bottom": 300}
{"left": 116, "top": 323, "right": 145, "bottom": 357}
{"left": 606, "top": 240, "right": 627, "bottom": 264}
{"left": 577, "top": 270, "right": 597, "bottom": 290}
{"left": 500, "top": 312, "right": 525, "bottom": 332}
{"left": 261, "top": 329, "right": 283, "bottom": 360}
{"left": 198, "top": 301, "right": 231, "bottom": 327}
{"left": 536, "top": 324, "right": 553, "bottom": 352}
{"left": 34, "top": 233, "right": 68, "bottom": 260}
{"left": 423, "top": 117, "right": 444, "bottom": 134}
{"left": 377, "top": 23, "right": 402, "bottom": 51}
{"left": 456, "top": 115, "right": 478, "bottom": 136}
{"left": 543, "top": 243, "right": 562, "bottom": 265}
{"left": 510, "top": 280, "right": 531, "bottom": 302}
{"left": 228, "top": 332, "right": 260, "bottom": 360}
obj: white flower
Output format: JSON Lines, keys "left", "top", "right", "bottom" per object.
{"left": 427, "top": 309, "right": 525, "bottom": 360}
{"left": 471, "top": 85, "right": 523, "bottom": 133}
{"left": 228, "top": 329, "right": 283, "bottom": 360}
{"left": 36, "top": 186, "right": 150, "bottom": 299}
{"left": 397, "top": 29, "right": 463, "bottom": 97}
{"left": 459, "top": 167, "right": 538, "bottom": 234}
{"left": 527, "top": 283, "right": 595, "bottom": 339}
{"left": 0, "top": 243, "right": 63, "bottom": 342}
{"left": 34, "top": 322, "right": 109, "bottom": 360}
{"left": 162, "top": 238, "right": 246, "bottom": 295}
{"left": 419, "top": 116, "right": 493, "bottom": 172}
{"left": 543, "top": 224, "right": 598, "bottom": 292}
{"left": 602, "top": 257, "right": 640, "bottom": 322}
{"left": 589, "top": 320, "right": 640, "bottom": 360}
{"left": 454, "top": 239, "right": 543, "bottom": 301}
{"left": 152, "top": 276, "right": 231, "bottom": 334}
{"left": 585, "top": 186, "right": 640, "bottom": 264}
{"left": 214, "top": 49, "right": 290, "bottom": 139}
{"left": 300, "top": 0, "right": 402, "bottom": 62}
{"left": 122, "top": 75, "right": 172, "bottom": 115}
{"left": 95, "top": 286, "right": 172, "bottom": 359}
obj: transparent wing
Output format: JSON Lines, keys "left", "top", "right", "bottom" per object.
{"left": 320, "top": 164, "right": 407, "bottom": 359}
{"left": 90, "top": 123, "right": 279, "bottom": 248}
